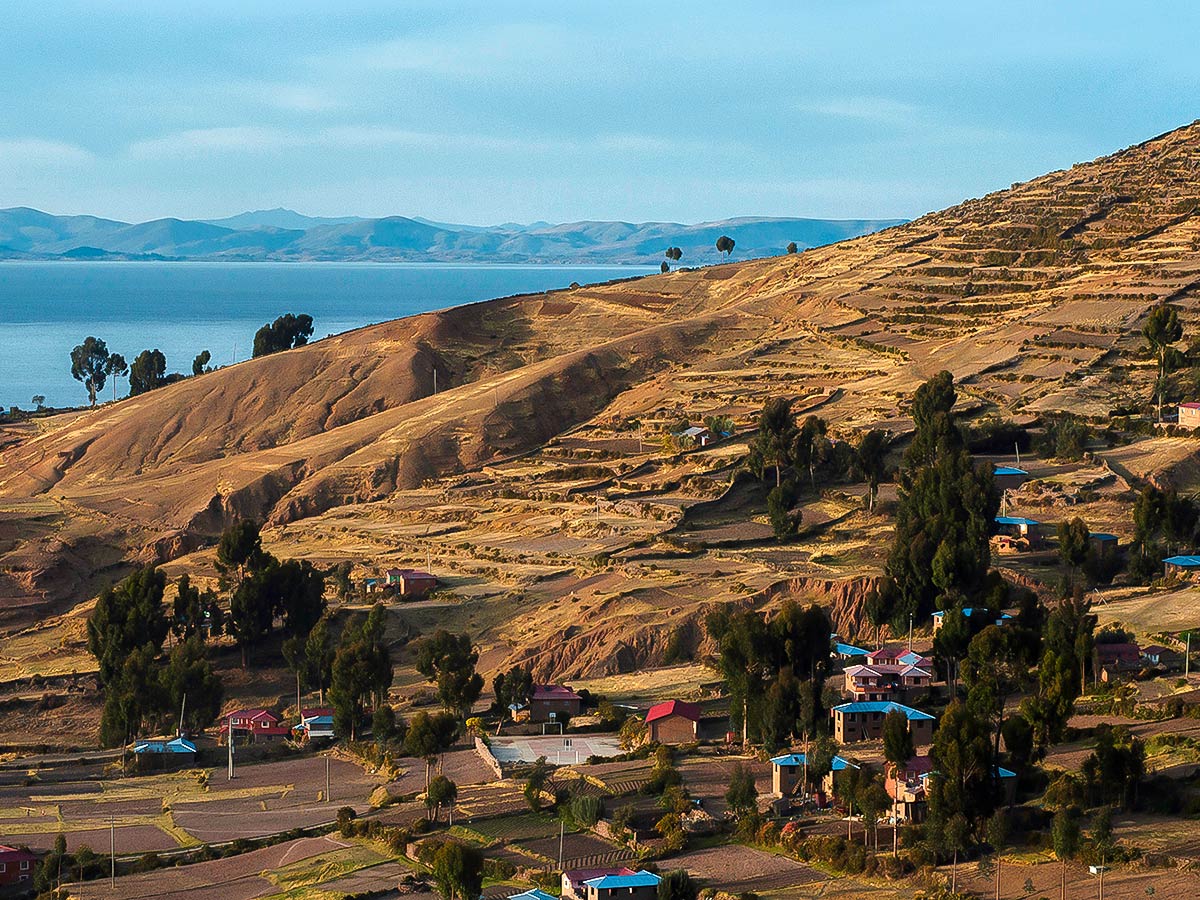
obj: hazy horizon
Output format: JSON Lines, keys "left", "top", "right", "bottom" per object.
{"left": 4, "top": 2, "right": 1200, "bottom": 225}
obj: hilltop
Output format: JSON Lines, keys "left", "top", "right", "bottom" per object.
{"left": 4, "top": 121, "right": 1200, "bottom": 688}
{"left": 0, "top": 208, "right": 901, "bottom": 264}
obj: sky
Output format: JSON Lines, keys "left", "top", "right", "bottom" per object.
{"left": 3, "top": 0, "right": 1200, "bottom": 225}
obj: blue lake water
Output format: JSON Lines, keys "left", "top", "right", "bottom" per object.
{"left": 0, "top": 262, "right": 653, "bottom": 409}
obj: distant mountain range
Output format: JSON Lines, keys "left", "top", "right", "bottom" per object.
{"left": 0, "top": 206, "right": 906, "bottom": 265}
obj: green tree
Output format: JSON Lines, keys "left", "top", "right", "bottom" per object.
{"left": 426, "top": 775, "right": 458, "bottom": 822}
{"left": 1052, "top": 808, "right": 1081, "bottom": 900}
{"left": 786, "top": 241, "right": 798, "bottom": 254}
{"left": 303, "top": 616, "right": 336, "bottom": 703}
{"left": 881, "top": 372, "right": 998, "bottom": 631}
{"left": 415, "top": 630, "right": 484, "bottom": 716}
{"left": 192, "top": 350, "right": 212, "bottom": 376}
{"left": 748, "top": 397, "right": 797, "bottom": 486}
{"left": 524, "top": 755, "right": 552, "bottom": 810}
{"left": 106, "top": 352, "right": 128, "bottom": 401}
{"left": 716, "top": 235, "right": 735, "bottom": 256}
{"left": 31, "top": 394, "right": 45, "bottom": 409}
{"left": 86, "top": 566, "right": 169, "bottom": 686}
{"left": 70, "top": 336, "right": 110, "bottom": 405}
{"left": 963, "top": 624, "right": 1030, "bottom": 771}
{"left": 882, "top": 709, "right": 914, "bottom": 856}
{"left": 216, "top": 520, "right": 270, "bottom": 586}
{"left": 928, "top": 700, "right": 997, "bottom": 843}
{"left": 1143, "top": 303, "right": 1183, "bottom": 420}
{"left": 855, "top": 429, "right": 890, "bottom": 513}
{"left": 1058, "top": 517, "right": 1091, "bottom": 583}
{"left": 404, "top": 711, "right": 460, "bottom": 787}
{"left": 430, "top": 840, "right": 483, "bottom": 900}
{"left": 372, "top": 704, "right": 402, "bottom": 747}
{"left": 98, "top": 644, "right": 162, "bottom": 746}
{"left": 791, "top": 415, "right": 827, "bottom": 488}
{"left": 767, "top": 478, "right": 802, "bottom": 539}
{"left": 159, "top": 635, "right": 224, "bottom": 732}
{"left": 128, "top": 348, "right": 168, "bottom": 395}
{"left": 253, "top": 313, "right": 314, "bottom": 357}
{"left": 657, "top": 870, "right": 698, "bottom": 900}
{"left": 725, "top": 762, "right": 758, "bottom": 817}
{"left": 491, "top": 665, "right": 534, "bottom": 721}
{"left": 229, "top": 566, "right": 277, "bottom": 667}
{"left": 330, "top": 606, "right": 394, "bottom": 740}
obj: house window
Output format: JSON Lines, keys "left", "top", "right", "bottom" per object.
{"left": 20, "top": 860, "right": 30, "bottom": 870}
{"left": 1, "top": 862, "right": 7, "bottom": 872}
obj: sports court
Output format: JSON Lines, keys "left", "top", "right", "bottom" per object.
{"left": 489, "top": 734, "right": 622, "bottom": 765}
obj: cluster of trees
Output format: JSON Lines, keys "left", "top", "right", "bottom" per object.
{"left": 662, "top": 246, "right": 683, "bottom": 271}
{"left": 747, "top": 398, "right": 891, "bottom": 538}
{"left": 86, "top": 566, "right": 223, "bottom": 746}
{"left": 870, "top": 372, "right": 997, "bottom": 633}
{"left": 253, "top": 312, "right": 314, "bottom": 357}
{"left": 69, "top": 336, "right": 213, "bottom": 405}
{"left": 1144, "top": 302, "right": 1184, "bottom": 420}
{"left": 706, "top": 600, "right": 833, "bottom": 750}
{"left": 1129, "top": 483, "right": 1199, "bottom": 582}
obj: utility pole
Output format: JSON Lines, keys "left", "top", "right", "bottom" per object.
{"left": 227, "top": 725, "right": 235, "bottom": 780}
{"left": 178, "top": 693, "right": 187, "bottom": 738}
{"left": 110, "top": 815, "right": 115, "bottom": 888}
{"left": 907, "top": 614, "right": 913, "bottom": 652}
{"left": 1015, "top": 441, "right": 1021, "bottom": 468}
{"left": 433, "top": 367, "right": 437, "bottom": 395}
{"left": 325, "top": 755, "right": 331, "bottom": 803}
{"left": 1188, "top": 631, "right": 1192, "bottom": 679}
{"left": 558, "top": 819, "right": 564, "bottom": 870}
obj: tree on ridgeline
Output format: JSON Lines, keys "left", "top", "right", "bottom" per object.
{"left": 192, "top": 349, "right": 212, "bottom": 376}
{"left": 253, "top": 313, "right": 314, "bottom": 357}
{"left": 128, "top": 348, "right": 168, "bottom": 395}
{"left": 661, "top": 261, "right": 670, "bottom": 273}
{"left": 1142, "top": 302, "right": 1184, "bottom": 421}
{"left": 786, "top": 241, "right": 798, "bottom": 254}
{"left": 31, "top": 394, "right": 45, "bottom": 410}
{"left": 415, "top": 629, "right": 485, "bottom": 717}
{"left": 70, "top": 336, "right": 110, "bottom": 405}
{"left": 106, "top": 353, "right": 128, "bottom": 401}
{"left": 715, "top": 235, "right": 735, "bottom": 256}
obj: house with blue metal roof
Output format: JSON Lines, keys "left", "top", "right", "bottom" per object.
{"left": 583, "top": 871, "right": 661, "bottom": 900}
{"left": 993, "top": 465, "right": 1030, "bottom": 491}
{"left": 770, "top": 751, "right": 859, "bottom": 799}
{"left": 932, "top": 608, "right": 1013, "bottom": 633}
{"left": 831, "top": 701, "right": 935, "bottom": 745}
{"left": 131, "top": 736, "right": 197, "bottom": 770}
{"left": 1164, "top": 555, "right": 1200, "bottom": 576}
{"left": 510, "top": 890, "right": 557, "bottom": 900}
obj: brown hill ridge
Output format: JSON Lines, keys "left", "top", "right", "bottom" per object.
{"left": 4, "top": 121, "right": 1200, "bottom": 637}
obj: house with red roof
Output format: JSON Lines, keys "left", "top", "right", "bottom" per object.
{"left": 0, "top": 845, "right": 37, "bottom": 886}
{"left": 645, "top": 699, "right": 701, "bottom": 743}
{"left": 1096, "top": 642, "right": 1143, "bottom": 682}
{"left": 219, "top": 708, "right": 291, "bottom": 744}
{"left": 384, "top": 568, "right": 439, "bottom": 598}
{"left": 843, "top": 662, "right": 932, "bottom": 702}
{"left": 528, "top": 684, "right": 582, "bottom": 722}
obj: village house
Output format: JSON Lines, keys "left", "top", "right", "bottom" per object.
{"left": 132, "top": 736, "right": 197, "bottom": 770}
{"left": 1141, "top": 644, "right": 1180, "bottom": 668}
{"left": 843, "top": 661, "right": 933, "bottom": 702}
{"left": 528, "top": 684, "right": 583, "bottom": 723}
{"left": 562, "top": 868, "right": 638, "bottom": 900}
{"left": 992, "top": 465, "right": 1030, "bottom": 492}
{"left": 831, "top": 701, "right": 935, "bottom": 745}
{"left": 1096, "top": 642, "right": 1143, "bottom": 682}
{"left": 0, "top": 845, "right": 37, "bottom": 886}
{"left": 1179, "top": 402, "right": 1200, "bottom": 430}
{"left": 677, "top": 425, "right": 711, "bottom": 446}
{"left": 385, "top": 568, "right": 438, "bottom": 598}
{"left": 1164, "top": 555, "right": 1200, "bottom": 579}
{"left": 645, "top": 699, "right": 701, "bottom": 743}
{"left": 865, "top": 646, "right": 931, "bottom": 668}
{"left": 219, "top": 709, "right": 291, "bottom": 744}
{"left": 583, "top": 870, "right": 661, "bottom": 900}
{"left": 931, "top": 607, "right": 1013, "bottom": 634}
{"left": 1089, "top": 532, "right": 1119, "bottom": 555}
{"left": 832, "top": 641, "right": 870, "bottom": 671}
{"left": 993, "top": 515, "right": 1046, "bottom": 549}
{"left": 293, "top": 707, "right": 336, "bottom": 742}
{"left": 770, "top": 751, "right": 858, "bottom": 799}
{"left": 885, "top": 756, "right": 1017, "bottom": 823}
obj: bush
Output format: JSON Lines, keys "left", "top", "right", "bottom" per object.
{"left": 336, "top": 806, "right": 357, "bottom": 836}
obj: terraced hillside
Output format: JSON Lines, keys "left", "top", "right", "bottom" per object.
{"left": 4, "top": 122, "right": 1200, "bottom": 680}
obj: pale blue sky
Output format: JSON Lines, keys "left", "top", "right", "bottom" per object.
{"left": 2, "top": 1, "right": 1198, "bottom": 224}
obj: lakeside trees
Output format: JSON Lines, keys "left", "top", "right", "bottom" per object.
{"left": 70, "top": 336, "right": 110, "bottom": 405}
{"left": 253, "top": 312, "right": 314, "bottom": 357}
{"left": 716, "top": 235, "right": 735, "bottom": 256}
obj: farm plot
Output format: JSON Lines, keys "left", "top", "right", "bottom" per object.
{"left": 519, "top": 830, "right": 630, "bottom": 869}
{"left": 58, "top": 834, "right": 355, "bottom": 900}
{"left": 671, "top": 845, "right": 825, "bottom": 894}
{"left": 954, "top": 857, "right": 1200, "bottom": 900}
{"left": 679, "top": 756, "right": 771, "bottom": 816}
{"left": 578, "top": 759, "right": 652, "bottom": 795}
{"left": 386, "top": 749, "right": 498, "bottom": 795}
{"left": 454, "top": 781, "right": 529, "bottom": 820}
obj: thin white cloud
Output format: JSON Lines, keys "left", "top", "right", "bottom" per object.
{"left": 795, "top": 96, "right": 922, "bottom": 124}
{"left": 0, "top": 137, "right": 94, "bottom": 166}
{"left": 124, "top": 124, "right": 747, "bottom": 161}
{"left": 127, "top": 126, "right": 294, "bottom": 158}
